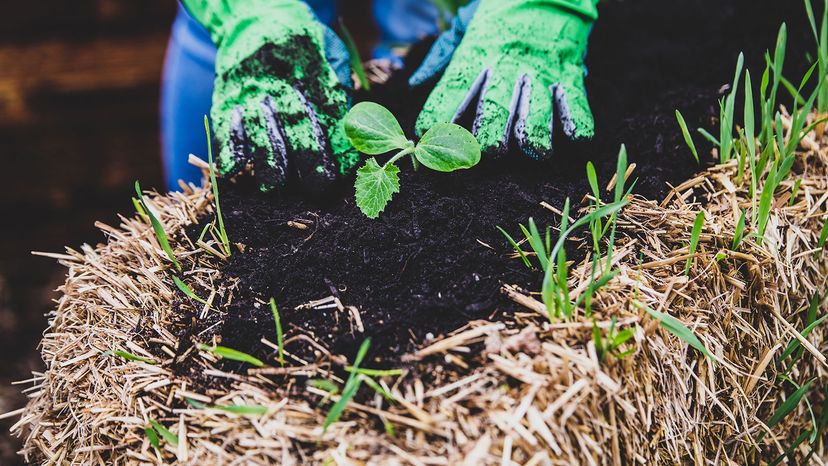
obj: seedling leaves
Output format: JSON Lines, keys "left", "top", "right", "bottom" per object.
{"left": 149, "top": 420, "right": 179, "bottom": 447}
{"left": 323, "top": 338, "right": 370, "bottom": 432}
{"left": 355, "top": 158, "right": 400, "bottom": 218}
{"left": 344, "top": 102, "right": 410, "bottom": 154}
{"left": 414, "top": 123, "right": 481, "bottom": 172}
{"left": 197, "top": 344, "right": 264, "bottom": 367}
{"left": 643, "top": 305, "right": 715, "bottom": 363}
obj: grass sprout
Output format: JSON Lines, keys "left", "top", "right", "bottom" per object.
{"left": 135, "top": 181, "right": 182, "bottom": 272}
{"left": 338, "top": 18, "right": 371, "bottom": 91}
{"left": 197, "top": 344, "right": 264, "bottom": 367}
{"left": 732, "top": 209, "right": 747, "bottom": 250}
{"left": 173, "top": 276, "right": 208, "bottom": 306}
{"left": 269, "top": 298, "right": 285, "bottom": 367}
{"left": 592, "top": 317, "right": 636, "bottom": 362}
{"left": 148, "top": 419, "right": 178, "bottom": 447}
{"left": 675, "top": 110, "right": 700, "bottom": 163}
{"left": 639, "top": 302, "right": 715, "bottom": 363}
{"left": 323, "top": 338, "right": 370, "bottom": 433}
{"left": 685, "top": 211, "right": 705, "bottom": 275}
{"left": 104, "top": 350, "right": 155, "bottom": 365}
{"left": 204, "top": 116, "right": 231, "bottom": 257}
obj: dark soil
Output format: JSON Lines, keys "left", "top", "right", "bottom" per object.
{"left": 172, "top": 0, "right": 813, "bottom": 372}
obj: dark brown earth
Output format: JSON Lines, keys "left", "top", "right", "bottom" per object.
{"left": 170, "top": 0, "right": 815, "bottom": 374}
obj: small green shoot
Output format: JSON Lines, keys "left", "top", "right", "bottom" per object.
{"left": 197, "top": 344, "right": 264, "bottom": 367}
{"left": 309, "top": 379, "right": 340, "bottom": 394}
{"left": 106, "top": 350, "right": 155, "bottom": 365}
{"left": 149, "top": 419, "right": 179, "bottom": 447}
{"left": 685, "top": 211, "right": 705, "bottom": 275}
{"left": 173, "top": 276, "right": 208, "bottom": 306}
{"left": 345, "top": 102, "right": 481, "bottom": 218}
{"left": 338, "top": 18, "right": 371, "bottom": 91}
{"left": 732, "top": 209, "right": 747, "bottom": 250}
{"left": 789, "top": 179, "right": 802, "bottom": 206}
{"left": 204, "top": 116, "right": 231, "bottom": 257}
{"left": 757, "top": 378, "right": 816, "bottom": 442}
{"left": 269, "top": 298, "right": 285, "bottom": 367}
{"left": 213, "top": 404, "right": 269, "bottom": 415}
{"left": 135, "top": 181, "right": 182, "bottom": 272}
{"left": 592, "top": 317, "right": 636, "bottom": 362}
{"left": 323, "top": 338, "right": 371, "bottom": 433}
{"left": 675, "top": 110, "right": 700, "bottom": 163}
{"left": 817, "top": 216, "right": 828, "bottom": 256}
{"left": 641, "top": 303, "right": 715, "bottom": 363}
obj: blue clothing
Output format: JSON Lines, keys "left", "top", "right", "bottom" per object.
{"left": 161, "top": 1, "right": 440, "bottom": 191}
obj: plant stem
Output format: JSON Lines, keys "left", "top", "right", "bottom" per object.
{"left": 383, "top": 146, "right": 415, "bottom": 168}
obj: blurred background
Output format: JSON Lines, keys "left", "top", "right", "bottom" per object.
{"left": 0, "top": 1, "right": 381, "bottom": 463}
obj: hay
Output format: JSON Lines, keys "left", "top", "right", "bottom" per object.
{"left": 10, "top": 120, "right": 828, "bottom": 464}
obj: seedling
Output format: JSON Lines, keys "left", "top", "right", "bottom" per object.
{"left": 269, "top": 298, "right": 285, "bottom": 367}
{"left": 757, "top": 378, "right": 816, "bottom": 442}
{"left": 173, "top": 276, "right": 208, "bottom": 306}
{"left": 338, "top": 18, "right": 371, "bottom": 91}
{"left": 344, "top": 102, "right": 481, "bottom": 218}
{"left": 675, "top": 110, "right": 700, "bottom": 164}
{"left": 732, "top": 209, "right": 747, "bottom": 250}
{"left": 322, "top": 338, "right": 370, "bottom": 432}
{"left": 818, "top": 216, "right": 828, "bottom": 256}
{"left": 197, "top": 343, "right": 265, "bottom": 367}
{"left": 685, "top": 211, "right": 705, "bottom": 275}
{"left": 147, "top": 419, "right": 178, "bottom": 448}
{"left": 805, "top": 0, "right": 828, "bottom": 113}
{"left": 103, "top": 349, "right": 155, "bottom": 365}
{"left": 204, "top": 116, "right": 231, "bottom": 257}
{"left": 135, "top": 181, "right": 182, "bottom": 272}
{"left": 779, "top": 293, "right": 826, "bottom": 375}
{"left": 592, "top": 317, "right": 636, "bottom": 362}
{"left": 638, "top": 302, "right": 715, "bottom": 363}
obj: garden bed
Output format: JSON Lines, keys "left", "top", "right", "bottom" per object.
{"left": 12, "top": 0, "right": 828, "bottom": 464}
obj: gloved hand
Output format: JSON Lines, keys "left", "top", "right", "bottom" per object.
{"left": 410, "top": 0, "right": 598, "bottom": 160}
{"left": 182, "top": 0, "right": 359, "bottom": 192}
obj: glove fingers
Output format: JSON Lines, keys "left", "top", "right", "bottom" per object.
{"left": 474, "top": 71, "right": 526, "bottom": 158}
{"left": 514, "top": 77, "right": 554, "bottom": 160}
{"left": 554, "top": 70, "right": 594, "bottom": 141}
{"left": 416, "top": 68, "right": 490, "bottom": 137}
{"left": 290, "top": 87, "right": 339, "bottom": 193}
{"left": 242, "top": 98, "right": 287, "bottom": 191}
{"left": 214, "top": 105, "right": 249, "bottom": 177}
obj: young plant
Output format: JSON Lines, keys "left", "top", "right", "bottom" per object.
{"left": 197, "top": 343, "right": 264, "bottom": 367}
{"left": 732, "top": 209, "right": 747, "bottom": 250}
{"left": 135, "top": 181, "right": 182, "bottom": 272}
{"left": 675, "top": 110, "right": 700, "bottom": 164}
{"left": 269, "top": 298, "right": 285, "bottom": 367}
{"left": 344, "top": 102, "right": 481, "bottom": 218}
{"left": 338, "top": 18, "right": 371, "bottom": 91}
{"left": 204, "top": 116, "right": 231, "bottom": 257}
{"left": 805, "top": 0, "right": 828, "bottom": 114}
{"left": 323, "top": 338, "right": 370, "bottom": 433}
{"left": 685, "top": 211, "right": 705, "bottom": 275}
{"left": 172, "top": 276, "right": 208, "bottom": 306}
{"left": 147, "top": 419, "right": 178, "bottom": 449}
{"left": 103, "top": 349, "right": 155, "bottom": 365}
{"left": 639, "top": 302, "right": 715, "bottom": 363}
{"left": 592, "top": 317, "right": 636, "bottom": 362}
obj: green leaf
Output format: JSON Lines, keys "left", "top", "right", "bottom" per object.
{"left": 344, "top": 102, "right": 410, "bottom": 154}
{"left": 414, "top": 123, "right": 481, "bottom": 172}
{"left": 766, "top": 379, "right": 815, "bottom": 429}
{"left": 112, "top": 350, "right": 155, "bottom": 365}
{"left": 354, "top": 158, "right": 401, "bottom": 219}
{"left": 675, "top": 110, "right": 700, "bottom": 163}
{"left": 213, "top": 404, "right": 268, "bottom": 415}
{"left": 323, "top": 338, "right": 370, "bottom": 433}
{"left": 643, "top": 305, "right": 715, "bottom": 363}
{"left": 135, "top": 181, "right": 182, "bottom": 272}
{"left": 586, "top": 162, "right": 600, "bottom": 199}
{"left": 685, "top": 211, "right": 705, "bottom": 275}
{"left": 149, "top": 419, "right": 179, "bottom": 447}
{"left": 345, "top": 367, "right": 403, "bottom": 377}
{"left": 496, "top": 226, "right": 532, "bottom": 268}
{"left": 270, "top": 298, "right": 285, "bottom": 367}
{"left": 145, "top": 426, "right": 161, "bottom": 450}
{"left": 309, "top": 379, "right": 340, "bottom": 394}
{"left": 197, "top": 344, "right": 264, "bottom": 367}
{"left": 173, "top": 276, "right": 207, "bottom": 305}
{"left": 204, "top": 116, "right": 230, "bottom": 256}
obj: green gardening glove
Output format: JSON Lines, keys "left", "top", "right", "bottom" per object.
{"left": 410, "top": 0, "right": 598, "bottom": 160}
{"left": 182, "top": 0, "right": 360, "bottom": 192}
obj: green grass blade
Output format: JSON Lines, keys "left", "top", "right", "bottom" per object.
{"left": 111, "top": 350, "right": 155, "bottom": 365}
{"left": 766, "top": 379, "right": 815, "bottom": 429}
{"left": 323, "top": 338, "right": 371, "bottom": 433}
{"left": 586, "top": 161, "right": 600, "bottom": 199}
{"left": 269, "top": 298, "right": 285, "bottom": 367}
{"left": 643, "top": 305, "right": 715, "bottom": 363}
{"left": 213, "top": 404, "right": 268, "bottom": 415}
{"left": 197, "top": 344, "right": 264, "bottom": 367}
{"left": 527, "top": 218, "right": 549, "bottom": 271}
{"left": 149, "top": 419, "right": 179, "bottom": 447}
{"left": 338, "top": 18, "right": 371, "bottom": 91}
{"left": 346, "top": 367, "right": 403, "bottom": 377}
{"left": 685, "top": 211, "right": 705, "bottom": 275}
{"left": 675, "top": 110, "right": 700, "bottom": 163}
{"left": 135, "top": 181, "right": 182, "bottom": 272}
{"left": 361, "top": 375, "right": 397, "bottom": 402}
{"left": 145, "top": 426, "right": 161, "bottom": 450}
{"left": 697, "top": 127, "right": 720, "bottom": 146}
{"left": 204, "top": 116, "right": 231, "bottom": 256}
{"left": 732, "top": 209, "right": 747, "bottom": 250}
{"left": 173, "top": 276, "right": 207, "bottom": 305}
{"left": 497, "top": 226, "right": 532, "bottom": 268}
{"left": 309, "top": 379, "right": 340, "bottom": 394}
{"left": 817, "top": 216, "right": 828, "bottom": 254}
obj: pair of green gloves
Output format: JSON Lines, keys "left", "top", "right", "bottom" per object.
{"left": 183, "top": 0, "right": 599, "bottom": 192}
